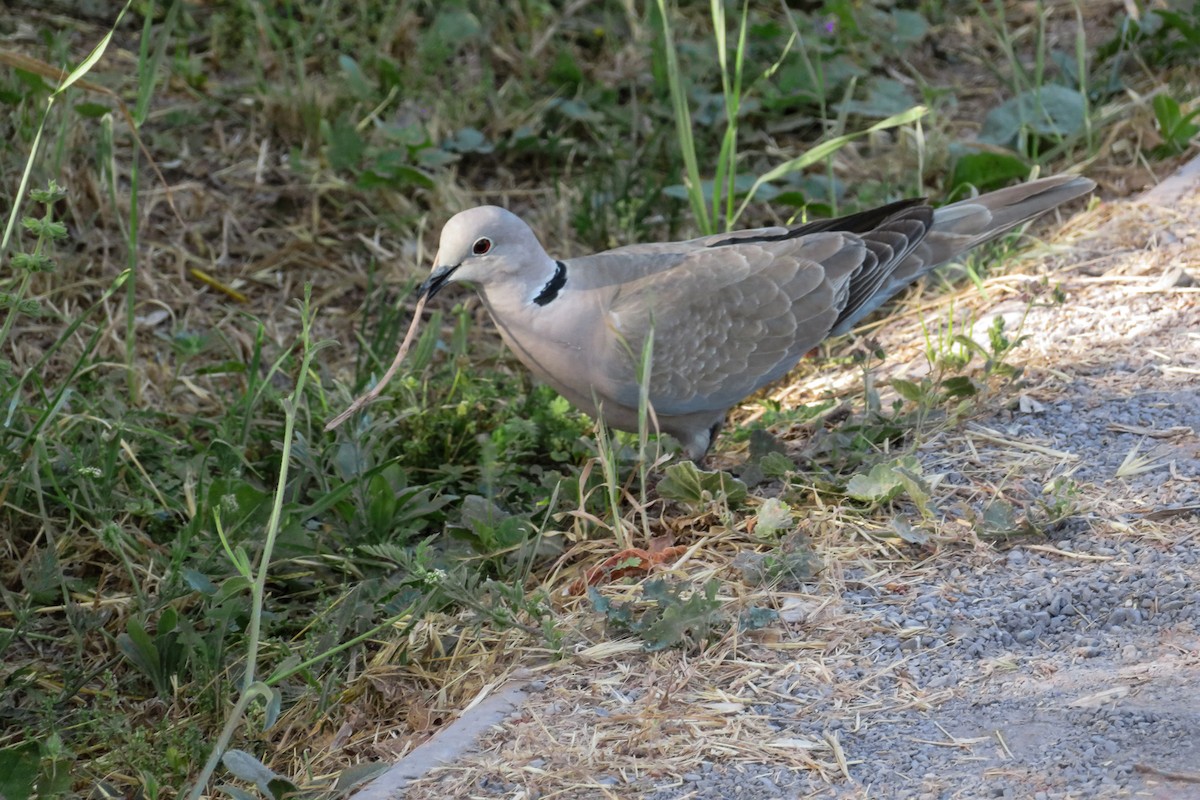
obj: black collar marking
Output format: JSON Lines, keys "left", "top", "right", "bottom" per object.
{"left": 533, "top": 261, "right": 568, "bottom": 306}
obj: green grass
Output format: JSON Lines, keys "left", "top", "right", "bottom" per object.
{"left": 1, "top": 0, "right": 1196, "bottom": 796}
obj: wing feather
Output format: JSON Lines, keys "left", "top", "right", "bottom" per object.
{"left": 589, "top": 233, "right": 869, "bottom": 416}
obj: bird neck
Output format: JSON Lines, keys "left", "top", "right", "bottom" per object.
{"left": 532, "top": 261, "right": 567, "bottom": 306}
{"left": 484, "top": 255, "right": 565, "bottom": 316}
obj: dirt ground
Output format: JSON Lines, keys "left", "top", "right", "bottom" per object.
{"left": 352, "top": 160, "right": 1200, "bottom": 800}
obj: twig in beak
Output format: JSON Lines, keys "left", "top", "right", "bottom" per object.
{"left": 324, "top": 292, "right": 429, "bottom": 432}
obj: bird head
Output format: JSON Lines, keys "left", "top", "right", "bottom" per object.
{"left": 419, "top": 206, "right": 551, "bottom": 301}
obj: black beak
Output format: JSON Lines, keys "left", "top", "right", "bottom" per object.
{"left": 418, "top": 265, "right": 458, "bottom": 299}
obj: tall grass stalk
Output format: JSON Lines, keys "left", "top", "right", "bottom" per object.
{"left": 121, "top": 0, "right": 177, "bottom": 403}
{"left": 0, "top": 3, "right": 131, "bottom": 262}
{"left": 1072, "top": 0, "right": 1095, "bottom": 153}
{"left": 592, "top": 410, "right": 632, "bottom": 552}
{"left": 2, "top": 8, "right": 134, "bottom": 504}
{"left": 185, "top": 287, "right": 331, "bottom": 799}
{"left": 731, "top": 106, "right": 927, "bottom": 222}
{"left": 710, "top": 0, "right": 750, "bottom": 229}
{"left": 780, "top": 4, "right": 838, "bottom": 210}
{"left": 654, "top": 0, "right": 709, "bottom": 231}
{"left": 654, "top": 0, "right": 927, "bottom": 234}
{"left": 125, "top": 159, "right": 140, "bottom": 403}
{"left": 635, "top": 326, "right": 657, "bottom": 541}
{"left": 974, "top": 0, "right": 1091, "bottom": 161}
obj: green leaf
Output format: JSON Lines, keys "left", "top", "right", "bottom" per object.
{"left": 893, "top": 467, "right": 933, "bottom": 517}
{"left": 1152, "top": 94, "right": 1200, "bottom": 150}
{"left": 366, "top": 473, "right": 398, "bottom": 535}
{"left": 456, "top": 495, "right": 533, "bottom": 552}
{"left": 891, "top": 516, "right": 930, "bottom": 545}
{"left": 592, "top": 578, "right": 730, "bottom": 651}
{"left": 950, "top": 333, "right": 990, "bottom": 361}
{"left": 13, "top": 70, "right": 49, "bottom": 93}
{"left": 266, "top": 777, "right": 302, "bottom": 799}
{"left": 753, "top": 498, "right": 793, "bottom": 538}
{"left": 949, "top": 151, "right": 1031, "bottom": 193}
{"left": 846, "top": 456, "right": 927, "bottom": 508}
{"left": 739, "top": 605, "right": 780, "bottom": 631}
{"left": 117, "top": 618, "right": 162, "bottom": 690}
{"left": 638, "top": 579, "right": 722, "bottom": 652}
{"left": 759, "top": 450, "right": 795, "bottom": 480}
{"left": 977, "top": 499, "right": 1039, "bottom": 539}
{"left": 35, "top": 751, "right": 72, "bottom": 797}
{"left": 430, "top": 9, "right": 483, "bottom": 47}
{"left": 214, "top": 575, "right": 252, "bottom": 605}
{"left": 891, "top": 378, "right": 927, "bottom": 403}
{"left": 846, "top": 462, "right": 905, "bottom": 503}
{"left": 53, "top": 0, "right": 132, "bottom": 95}
{"left": 246, "top": 681, "right": 283, "bottom": 730}
{"left": 333, "top": 762, "right": 390, "bottom": 790}
{"left": 357, "top": 161, "right": 436, "bottom": 190}
{"left": 549, "top": 49, "right": 584, "bottom": 89}
{"left": 656, "top": 461, "right": 748, "bottom": 508}
{"left": 738, "top": 428, "right": 791, "bottom": 485}
{"left": 835, "top": 77, "right": 917, "bottom": 119}
{"left": 182, "top": 568, "right": 218, "bottom": 595}
{"left": 337, "top": 54, "right": 373, "bottom": 98}
{"left": 547, "top": 97, "right": 601, "bottom": 123}
{"left": 222, "top": 749, "right": 279, "bottom": 795}
{"left": 73, "top": 102, "right": 111, "bottom": 118}
{"left": 323, "top": 117, "right": 364, "bottom": 172}
{"left": 0, "top": 742, "right": 39, "bottom": 800}
{"left": 979, "top": 85, "right": 1087, "bottom": 149}
{"left": 940, "top": 375, "right": 978, "bottom": 399}
{"left": 443, "top": 126, "right": 493, "bottom": 154}
{"left": 888, "top": 9, "right": 929, "bottom": 48}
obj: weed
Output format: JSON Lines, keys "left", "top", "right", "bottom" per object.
{"left": 1, "top": 0, "right": 1180, "bottom": 793}
{"left": 0, "top": 181, "right": 65, "bottom": 379}
{"left": 845, "top": 454, "right": 936, "bottom": 519}
{"left": 1151, "top": 94, "right": 1200, "bottom": 154}
{"left": 654, "top": 0, "right": 926, "bottom": 233}
{"left": 656, "top": 460, "right": 749, "bottom": 512}
{"left": 591, "top": 577, "right": 775, "bottom": 652}
{"left": 1099, "top": 3, "right": 1200, "bottom": 68}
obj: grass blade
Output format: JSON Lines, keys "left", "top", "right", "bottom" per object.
{"left": 733, "top": 105, "right": 928, "bottom": 222}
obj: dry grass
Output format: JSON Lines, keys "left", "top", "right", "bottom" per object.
{"left": 391, "top": 166, "right": 1200, "bottom": 796}
{"left": 3, "top": 0, "right": 1199, "bottom": 796}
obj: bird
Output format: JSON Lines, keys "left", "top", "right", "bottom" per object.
{"left": 418, "top": 175, "right": 1094, "bottom": 460}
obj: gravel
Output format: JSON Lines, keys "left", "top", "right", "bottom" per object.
{"left": 390, "top": 164, "right": 1200, "bottom": 800}
{"left": 639, "top": 522, "right": 1200, "bottom": 800}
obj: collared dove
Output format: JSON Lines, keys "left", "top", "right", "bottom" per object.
{"left": 419, "top": 175, "right": 1094, "bottom": 459}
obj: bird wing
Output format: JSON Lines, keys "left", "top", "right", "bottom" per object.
{"left": 580, "top": 233, "right": 856, "bottom": 416}
{"left": 572, "top": 205, "right": 936, "bottom": 417}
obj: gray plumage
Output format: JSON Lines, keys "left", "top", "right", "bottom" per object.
{"left": 419, "top": 175, "right": 1094, "bottom": 458}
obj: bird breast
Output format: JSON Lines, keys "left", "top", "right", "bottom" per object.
{"left": 478, "top": 288, "right": 616, "bottom": 420}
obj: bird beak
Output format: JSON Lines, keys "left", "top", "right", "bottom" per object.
{"left": 418, "top": 263, "right": 458, "bottom": 299}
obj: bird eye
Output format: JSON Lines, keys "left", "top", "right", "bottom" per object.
{"left": 472, "top": 237, "right": 492, "bottom": 256}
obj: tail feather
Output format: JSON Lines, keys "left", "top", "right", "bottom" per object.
{"left": 830, "top": 174, "right": 1094, "bottom": 335}
{"left": 925, "top": 174, "right": 1096, "bottom": 258}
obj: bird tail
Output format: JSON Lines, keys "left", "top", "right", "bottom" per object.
{"left": 923, "top": 174, "right": 1096, "bottom": 262}
{"left": 830, "top": 174, "right": 1094, "bottom": 335}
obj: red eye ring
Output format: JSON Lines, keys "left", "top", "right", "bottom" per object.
{"left": 472, "top": 237, "right": 492, "bottom": 256}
